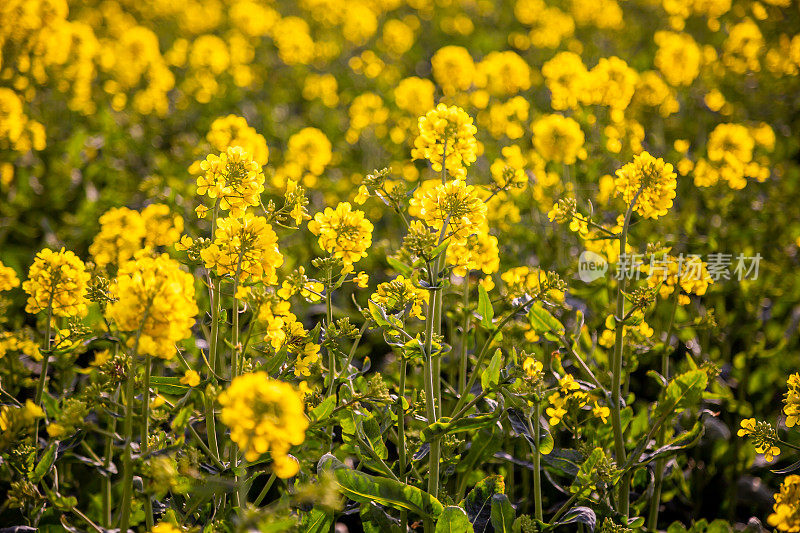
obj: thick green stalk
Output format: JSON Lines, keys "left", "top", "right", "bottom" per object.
{"left": 611, "top": 189, "right": 642, "bottom": 519}
{"left": 398, "top": 357, "right": 408, "bottom": 532}
{"left": 205, "top": 277, "right": 221, "bottom": 460}
{"left": 34, "top": 292, "right": 55, "bottom": 443}
{"left": 529, "top": 406, "right": 543, "bottom": 521}
{"left": 141, "top": 353, "right": 154, "bottom": 530}
{"left": 648, "top": 291, "right": 680, "bottom": 530}
{"left": 102, "top": 385, "right": 119, "bottom": 527}
{"left": 325, "top": 279, "right": 335, "bottom": 397}
{"left": 119, "top": 359, "right": 136, "bottom": 532}
{"left": 422, "top": 283, "right": 440, "bottom": 533}
{"left": 459, "top": 276, "right": 470, "bottom": 395}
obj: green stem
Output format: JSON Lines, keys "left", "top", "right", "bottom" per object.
{"left": 529, "top": 406, "right": 543, "bottom": 521}
{"left": 141, "top": 353, "right": 154, "bottom": 530}
{"left": 422, "top": 280, "right": 440, "bottom": 533}
{"left": 206, "top": 277, "right": 221, "bottom": 460}
{"left": 102, "top": 385, "right": 119, "bottom": 528}
{"left": 610, "top": 188, "right": 642, "bottom": 519}
{"left": 325, "top": 277, "right": 335, "bottom": 397}
{"left": 254, "top": 473, "right": 276, "bottom": 507}
{"left": 34, "top": 298, "right": 54, "bottom": 443}
{"left": 459, "top": 276, "right": 470, "bottom": 396}
{"left": 398, "top": 357, "right": 408, "bottom": 532}
{"left": 648, "top": 292, "right": 680, "bottom": 530}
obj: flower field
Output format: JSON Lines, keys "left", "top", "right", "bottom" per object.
{"left": 1, "top": 0, "right": 800, "bottom": 531}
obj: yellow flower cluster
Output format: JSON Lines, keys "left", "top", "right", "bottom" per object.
{"left": 640, "top": 253, "right": 713, "bottom": 302}
{"left": 412, "top": 104, "right": 478, "bottom": 180}
{"left": 412, "top": 179, "right": 487, "bottom": 244}
{"left": 218, "top": 372, "right": 308, "bottom": 477}
{"left": 106, "top": 254, "right": 198, "bottom": 359}
{"left": 768, "top": 475, "right": 800, "bottom": 532}
{"left": 394, "top": 77, "right": 435, "bottom": 117}
{"left": 308, "top": 202, "right": 373, "bottom": 266}
{"left": 90, "top": 205, "right": 184, "bottom": 269}
{"left": 693, "top": 123, "right": 772, "bottom": 190}
{"left": 614, "top": 151, "right": 677, "bottom": 219}
{"left": 371, "top": 276, "right": 428, "bottom": 320}
{"left": 0, "top": 261, "right": 20, "bottom": 292}
{"left": 149, "top": 523, "right": 183, "bottom": 533}
{"left": 23, "top": 248, "right": 90, "bottom": 317}
{"left": 784, "top": 374, "right": 800, "bottom": 428}
{"left": 197, "top": 146, "right": 265, "bottom": 217}
{"left": 206, "top": 115, "right": 269, "bottom": 166}
{"left": 532, "top": 114, "right": 586, "bottom": 164}
{"left": 447, "top": 229, "right": 500, "bottom": 279}
{"left": 737, "top": 418, "right": 780, "bottom": 462}
{"left": 598, "top": 313, "right": 654, "bottom": 348}
{"left": 476, "top": 51, "right": 531, "bottom": 96}
{"left": 200, "top": 214, "right": 284, "bottom": 284}
{"left": 654, "top": 31, "right": 702, "bottom": 87}
{"left": 0, "top": 331, "right": 40, "bottom": 361}
{"left": 431, "top": 46, "right": 475, "bottom": 95}
{"left": 274, "top": 127, "right": 333, "bottom": 188}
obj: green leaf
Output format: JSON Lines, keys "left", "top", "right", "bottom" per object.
{"left": 478, "top": 284, "right": 494, "bottom": 329}
{"left": 654, "top": 369, "right": 708, "bottom": 421}
{"left": 318, "top": 454, "right": 443, "bottom": 519}
{"left": 436, "top": 506, "right": 474, "bottom": 533}
{"left": 463, "top": 475, "right": 505, "bottom": 533}
{"left": 490, "top": 494, "right": 515, "bottom": 533}
{"left": 480, "top": 349, "right": 502, "bottom": 391}
{"left": 527, "top": 302, "right": 564, "bottom": 336}
{"left": 422, "top": 413, "right": 500, "bottom": 443}
{"left": 369, "top": 300, "right": 391, "bottom": 328}
{"left": 31, "top": 443, "right": 58, "bottom": 483}
{"left": 361, "top": 413, "right": 388, "bottom": 460}
{"left": 387, "top": 257, "right": 413, "bottom": 277}
{"left": 310, "top": 395, "right": 337, "bottom": 422}
{"left": 149, "top": 376, "right": 190, "bottom": 396}
{"left": 300, "top": 508, "right": 333, "bottom": 533}
{"left": 361, "top": 502, "right": 402, "bottom": 533}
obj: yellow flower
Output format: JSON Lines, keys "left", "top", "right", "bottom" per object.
{"left": 593, "top": 402, "right": 610, "bottom": 424}
{"left": 371, "top": 275, "right": 428, "bottom": 320}
{"left": 354, "top": 271, "right": 369, "bottom": 288}
{"left": 0, "top": 260, "right": 20, "bottom": 291}
{"left": 150, "top": 523, "right": 183, "bottom": 533}
{"left": 201, "top": 214, "right": 284, "bottom": 284}
{"left": 308, "top": 202, "right": 373, "bottom": 265}
{"left": 142, "top": 204, "right": 184, "bottom": 247}
{"left": 412, "top": 179, "right": 487, "bottom": 244}
{"left": 614, "top": 151, "right": 677, "bottom": 219}
{"left": 218, "top": 372, "right": 308, "bottom": 473}
{"left": 784, "top": 374, "right": 800, "bottom": 428}
{"left": 89, "top": 207, "right": 147, "bottom": 269}
{"left": 412, "top": 104, "right": 478, "bottom": 180}
{"left": 431, "top": 45, "right": 475, "bottom": 95}
{"left": 522, "top": 357, "right": 543, "bottom": 379}
{"left": 106, "top": 254, "right": 198, "bottom": 359}
{"left": 180, "top": 369, "right": 201, "bottom": 387}
{"left": 768, "top": 475, "right": 800, "bottom": 532}
{"left": 654, "top": 31, "right": 701, "bottom": 86}
{"left": 354, "top": 184, "right": 370, "bottom": 205}
{"left": 197, "top": 146, "right": 265, "bottom": 217}
{"left": 532, "top": 114, "right": 585, "bottom": 164}
{"left": 23, "top": 248, "right": 91, "bottom": 318}
{"left": 206, "top": 114, "right": 269, "bottom": 166}
{"left": 294, "top": 342, "right": 320, "bottom": 377}
{"left": 394, "top": 77, "right": 435, "bottom": 117}
{"left": 738, "top": 418, "right": 781, "bottom": 462}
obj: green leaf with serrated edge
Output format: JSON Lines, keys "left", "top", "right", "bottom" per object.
{"left": 436, "top": 506, "right": 474, "bottom": 533}
{"left": 318, "top": 454, "right": 443, "bottom": 519}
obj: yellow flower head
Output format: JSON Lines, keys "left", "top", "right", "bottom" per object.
{"left": 768, "top": 475, "right": 800, "bottom": 532}
{"left": 23, "top": 248, "right": 90, "bottom": 317}
{"left": 106, "top": 254, "right": 198, "bottom": 359}
{"left": 0, "top": 260, "right": 20, "bottom": 292}
{"left": 308, "top": 202, "right": 373, "bottom": 265}
{"left": 142, "top": 204, "right": 184, "bottom": 248}
{"left": 412, "top": 179, "right": 487, "bottom": 244}
{"left": 218, "top": 372, "right": 308, "bottom": 471}
{"left": 412, "top": 104, "right": 478, "bottom": 180}
{"left": 180, "top": 369, "right": 201, "bottom": 387}
{"left": 614, "top": 151, "right": 677, "bottom": 219}
{"left": 371, "top": 275, "right": 428, "bottom": 320}
{"left": 201, "top": 214, "right": 284, "bottom": 284}
{"left": 89, "top": 207, "right": 147, "bottom": 269}
{"left": 197, "top": 146, "right": 265, "bottom": 217}
{"left": 532, "top": 114, "right": 585, "bottom": 164}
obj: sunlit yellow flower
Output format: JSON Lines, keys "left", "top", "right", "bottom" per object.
{"left": 23, "top": 248, "right": 90, "bottom": 317}
{"left": 308, "top": 202, "right": 373, "bottom": 265}
{"left": 614, "top": 151, "right": 677, "bottom": 219}
{"left": 412, "top": 104, "right": 478, "bottom": 180}
{"left": 201, "top": 214, "right": 284, "bottom": 284}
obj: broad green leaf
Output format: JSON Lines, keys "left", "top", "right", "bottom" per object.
{"left": 318, "top": 454, "right": 443, "bottom": 519}
{"left": 490, "top": 494, "right": 514, "bottom": 533}
{"left": 463, "top": 475, "right": 505, "bottom": 533}
{"left": 527, "top": 302, "right": 564, "bottom": 336}
{"left": 478, "top": 284, "right": 494, "bottom": 329}
{"left": 369, "top": 300, "right": 391, "bottom": 328}
{"left": 654, "top": 369, "right": 708, "bottom": 421}
{"left": 436, "top": 506, "right": 474, "bottom": 533}
{"left": 480, "top": 349, "right": 502, "bottom": 391}
{"left": 31, "top": 442, "right": 58, "bottom": 483}
{"left": 300, "top": 508, "right": 333, "bottom": 533}
{"left": 387, "top": 257, "right": 413, "bottom": 276}
{"left": 310, "top": 395, "right": 337, "bottom": 422}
